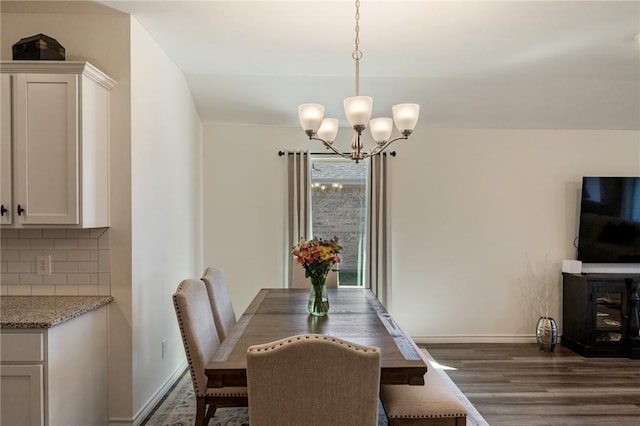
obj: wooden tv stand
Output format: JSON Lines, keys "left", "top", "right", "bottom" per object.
{"left": 562, "top": 273, "right": 640, "bottom": 359}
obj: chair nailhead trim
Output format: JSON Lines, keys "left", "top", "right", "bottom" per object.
{"left": 248, "top": 334, "right": 380, "bottom": 353}
{"left": 205, "top": 391, "right": 247, "bottom": 397}
{"left": 389, "top": 414, "right": 468, "bottom": 419}
{"left": 173, "top": 282, "right": 202, "bottom": 395}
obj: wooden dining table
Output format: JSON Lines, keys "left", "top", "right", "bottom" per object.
{"left": 205, "top": 288, "right": 427, "bottom": 388}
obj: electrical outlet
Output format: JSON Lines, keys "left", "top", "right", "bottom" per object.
{"left": 162, "top": 339, "right": 168, "bottom": 359}
{"left": 36, "top": 255, "right": 51, "bottom": 275}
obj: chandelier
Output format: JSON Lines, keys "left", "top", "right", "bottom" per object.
{"left": 297, "top": 0, "right": 420, "bottom": 163}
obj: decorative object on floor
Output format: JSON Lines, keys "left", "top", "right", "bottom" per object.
{"left": 142, "top": 348, "right": 488, "bottom": 426}
{"left": 524, "top": 253, "right": 559, "bottom": 352}
{"left": 297, "top": 0, "right": 419, "bottom": 163}
{"left": 292, "top": 236, "right": 342, "bottom": 316}
{"left": 12, "top": 34, "right": 65, "bottom": 60}
{"left": 536, "top": 316, "right": 558, "bottom": 352}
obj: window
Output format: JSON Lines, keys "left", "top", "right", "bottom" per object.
{"left": 310, "top": 157, "right": 368, "bottom": 287}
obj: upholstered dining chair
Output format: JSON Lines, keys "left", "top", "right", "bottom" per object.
{"left": 246, "top": 334, "right": 381, "bottom": 426}
{"left": 172, "top": 279, "right": 247, "bottom": 426}
{"left": 201, "top": 266, "right": 237, "bottom": 342}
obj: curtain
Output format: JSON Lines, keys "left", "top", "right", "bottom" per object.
{"left": 366, "top": 153, "right": 391, "bottom": 307}
{"left": 284, "top": 151, "right": 311, "bottom": 288}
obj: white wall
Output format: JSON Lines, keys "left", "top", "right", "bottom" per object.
{"left": 130, "top": 17, "right": 203, "bottom": 419}
{"left": 202, "top": 126, "right": 290, "bottom": 313}
{"left": 202, "top": 126, "right": 640, "bottom": 341}
{"left": 390, "top": 129, "right": 639, "bottom": 341}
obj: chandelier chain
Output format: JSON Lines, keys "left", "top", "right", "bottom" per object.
{"left": 352, "top": 0, "right": 362, "bottom": 96}
{"left": 353, "top": 0, "right": 361, "bottom": 59}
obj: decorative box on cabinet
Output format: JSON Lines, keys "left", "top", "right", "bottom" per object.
{"left": 0, "top": 61, "right": 115, "bottom": 228}
{"left": 562, "top": 273, "right": 640, "bottom": 358}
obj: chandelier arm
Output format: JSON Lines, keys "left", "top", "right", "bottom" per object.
{"left": 361, "top": 148, "right": 382, "bottom": 159}
{"left": 308, "top": 136, "right": 353, "bottom": 160}
{"left": 361, "top": 135, "right": 409, "bottom": 159}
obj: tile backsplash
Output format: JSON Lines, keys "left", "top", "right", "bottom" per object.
{"left": 0, "top": 228, "right": 111, "bottom": 296}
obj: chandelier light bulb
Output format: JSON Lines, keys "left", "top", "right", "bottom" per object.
{"left": 369, "top": 117, "right": 393, "bottom": 144}
{"left": 298, "top": 104, "right": 325, "bottom": 133}
{"left": 317, "top": 118, "right": 339, "bottom": 143}
{"left": 392, "top": 103, "right": 420, "bottom": 133}
{"left": 344, "top": 96, "right": 373, "bottom": 128}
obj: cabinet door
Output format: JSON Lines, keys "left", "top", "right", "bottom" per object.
{"left": 13, "top": 73, "right": 79, "bottom": 225}
{"left": 0, "top": 365, "right": 44, "bottom": 426}
{"left": 1, "top": 74, "right": 12, "bottom": 225}
{"left": 593, "top": 285, "right": 625, "bottom": 344}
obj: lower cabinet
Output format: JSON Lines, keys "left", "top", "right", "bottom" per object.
{"left": 0, "top": 305, "right": 108, "bottom": 425}
{"left": 562, "top": 273, "right": 640, "bottom": 358}
{"left": 0, "top": 365, "right": 43, "bottom": 426}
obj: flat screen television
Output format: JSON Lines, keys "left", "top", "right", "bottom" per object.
{"left": 577, "top": 177, "right": 640, "bottom": 263}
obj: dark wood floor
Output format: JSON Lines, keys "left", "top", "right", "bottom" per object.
{"left": 421, "top": 343, "right": 640, "bottom": 426}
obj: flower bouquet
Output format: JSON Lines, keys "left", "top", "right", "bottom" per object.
{"left": 292, "top": 236, "right": 342, "bottom": 316}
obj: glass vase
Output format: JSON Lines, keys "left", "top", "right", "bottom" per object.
{"left": 308, "top": 274, "right": 330, "bottom": 317}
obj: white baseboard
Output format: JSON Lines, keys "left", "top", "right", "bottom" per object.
{"left": 109, "top": 361, "right": 187, "bottom": 426}
{"left": 412, "top": 335, "right": 540, "bottom": 344}
{"left": 109, "top": 418, "right": 136, "bottom": 426}
{"left": 134, "top": 362, "right": 188, "bottom": 426}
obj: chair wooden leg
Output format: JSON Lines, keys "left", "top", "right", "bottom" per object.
{"left": 204, "top": 398, "right": 217, "bottom": 425}
{"left": 195, "top": 397, "right": 206, "bottom": 426}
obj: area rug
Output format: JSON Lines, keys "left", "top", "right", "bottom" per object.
{"left": 142, "top": 349, "right": 487, "bottom": 426}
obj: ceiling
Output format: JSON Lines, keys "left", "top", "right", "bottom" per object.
{"left": 6, "top": 1, "right": 640, "bottom": 130}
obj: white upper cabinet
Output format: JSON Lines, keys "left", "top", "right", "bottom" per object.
{"left": 1, "top": 74, "right": 12, "bottom": 225}
{"left": 1, "top": 61, "right": 115, "bottom": 228}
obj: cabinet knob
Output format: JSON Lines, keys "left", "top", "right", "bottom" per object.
{"left": 0, "top": 204, "right": 6, "bottom": 216}
{"left": 17, "top": 205, "right": 25, "bottom": 216}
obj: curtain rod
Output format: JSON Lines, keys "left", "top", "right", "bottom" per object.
{"left": 277, "top": 151, "right": 396, "bottom": 157}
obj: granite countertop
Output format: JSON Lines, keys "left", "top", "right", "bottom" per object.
{"left": 0, "top": 296, "right": 113, "bottom": 329}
